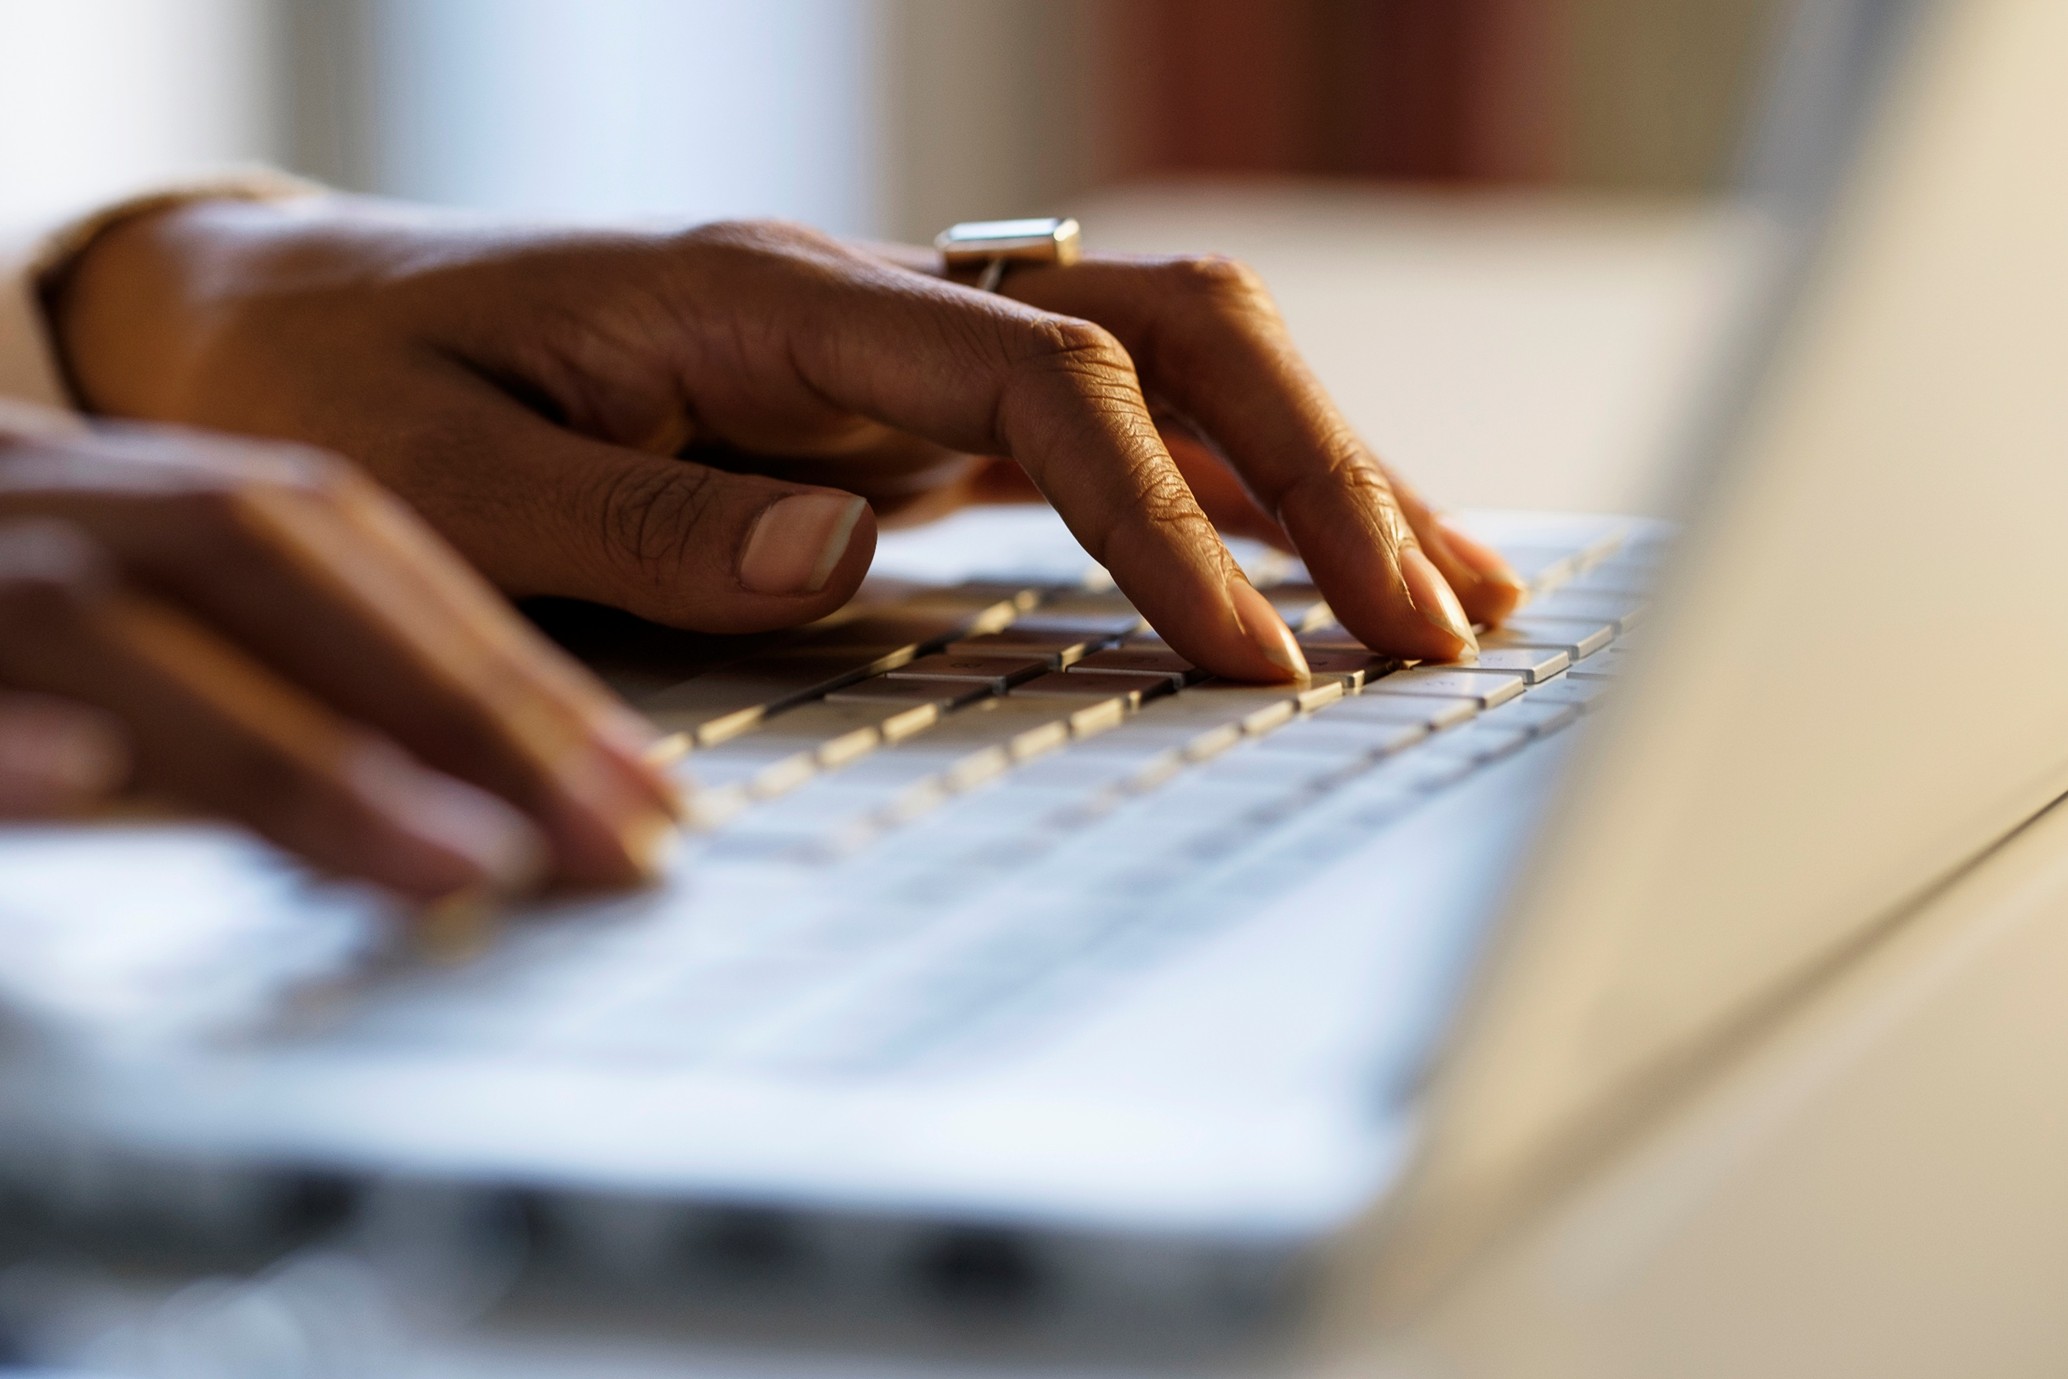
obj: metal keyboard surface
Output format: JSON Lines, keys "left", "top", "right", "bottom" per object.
{"left": 323, "top": 519, "right": 1663, "bottom": 1077}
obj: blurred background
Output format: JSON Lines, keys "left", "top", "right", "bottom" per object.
{"left": 0, "top": 0, "right": 1805, "bottom": 513}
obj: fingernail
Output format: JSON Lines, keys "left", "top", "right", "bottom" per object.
{"left": 563, "top": 746, "right": 681, "bottom": 881}
{"left": 621, "top": 809, "right": 681, "bottom": 881}
{"left": 1228, "top": 579, "right": 1310, "bottom": 681}
{"left": 1438, "top": 520, "right": 1527, "bottom": 595}
{"left": 740, "top": 493, "right": 866, "bottom": 595}
{"left": 586, "top": 709, "right": 690, "bottom": 820}
{"left": 417, "top": 885, "right": 503, "bottom": 963}
{"left": 389, "top": 770, "right": 548, "bottom": 895}
{"left": 1400, "top": 546, "right": 1478, "bottom": 653}
{"left": 643, "top": 731, "right": 691, "bottom": 769}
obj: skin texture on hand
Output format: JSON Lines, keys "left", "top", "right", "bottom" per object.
{"left": 50, "top": 197, "right": 1524, "bottom": 683}
{"left": 0, "top": 417, "right": 681, "bottom": 902}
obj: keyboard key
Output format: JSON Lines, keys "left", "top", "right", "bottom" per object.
{"left": 831, "top": 743, "right": 1013, "bottom": 795}
{"left": 1561, "top": 564, "right": 1652, "bottom": 598}
{"left": 797, "top": 611, "right": 966, "bottom": 658}
{"left": 706, "top": 784, "right": 889, "bottom": 853}
{"left": 891, "top": 581, "right": 1043, "bottom": 629}
{"left": 639, "top": 606, "right": 976, "bottom": 743}
{"left": 1183, "top": 747, "right": 1346, "bottom": 793}
{"left": 1010, "top": 592, "right": 1146, "bottom": 637}
{"left": 1264, "top": 583, "right": 1333, "bottom": 631}
{"left": 1475, "top": 697, "right": 1582, "bottom": 736}
{"left": 886, "top": 653, "right": 1051, "bottom": 689}
{"left": 1527, "top": 591, "right": 1645, "bottom": 632}
{"left": 872, "top": 699, "right": 1077, "bottom": 764}
{"left": 946, "top": 629, "right": 1110, "bottom": 666}
{"left": 675, "top": 736, "right": 813, "bottom": 791}
{"left": 1329, "top": 693, "right": 1480, "bottom": 730}
{"left": 1005, "top": 749, "right": 1161, "bottom": 798}
{"left": 642, "top": 659, "right": 870, "bottom": 746}
{"left": 682, "top": 782, "right": 752, "bottom": 829}
{"left": 1364, "top": 667, "right": 1525, "bottom": 707}
{"left": 1452, "top": 646, "right": 1570, "bottom": 682}
{"left": 1531, "top": 675, "right": 1611, "bottom": 709}
{"left": 1294, "top": 627, "right": 1369, "bottom": 653}
{"left": 1154, "top": 679, "right": 1341, "bottom": 733}
{"left": 1422, "top": 724, "right": 1532, "bottom": 765}
{"left": 707, "top": 701, "right": 937, "bottom": 770}
{"left": 1065, "top": 647, "right": 1201, "bottom": 686}
{"left": 1566, "top": 646, "right": 1632, "bottom": 681}
{"left": 1012, "top": 670, "right": 1173, "bottom": 712}
{"left": 1256, "top": 714, "right": 1429, "bottom": 759}
{"left": 825, "top": 677, "right": 993, "bottom": 709}
{"left": 642, "top": 675, "right": 793, "bottom": 747}
{"left": 1489, "top": 544, "right": 1580, "bottom": 590}
{"left": 1072, "top": 717, "right": 1245, "bottom": 765}
{"left": 1491, "top": 619, "right": 1616, "bottom": 659}
{"left": 1297, "top": 649, "right": 1400, "bottom": 690}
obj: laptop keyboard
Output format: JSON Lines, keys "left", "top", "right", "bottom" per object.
{"left": 324, "top": 527, "right": 1661, "bottom": 1075}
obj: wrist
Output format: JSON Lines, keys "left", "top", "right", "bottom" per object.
{"left": 33, "top": 172, "right": 325, "bottom": 417}
{"left": 42, "top": 200, "right": 192, "bottom": 416}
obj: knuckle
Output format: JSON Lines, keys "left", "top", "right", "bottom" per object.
{"left": 1083, "top": 460, "right": 1217, "bottom": 573}
{"left": 1168, "top": 253, "right": 1271, "bottom": 311}
{"left": 679, "top": 216, "right": 835, "bottom": 262}
{"left": 994, "top": 316, "right": 1144, "bottom": 452}
{"left": 593, "top": 463, "right": 719, "bottom": 591}
{"left": 1289, "top": 434, "right": 1409, "bottom": 536}
{"left": 1020, "top": 316, "right": 1133, "bottom": 380}
{"left": 1138, "top": 468, "right": 1211, "bottom": 533}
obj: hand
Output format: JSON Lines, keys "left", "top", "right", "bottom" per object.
{"left": 50, "top": 197, "right": 1525, "bottom": 682}
{"left": 0, "top": 409, "right": 679, "bottom": 901}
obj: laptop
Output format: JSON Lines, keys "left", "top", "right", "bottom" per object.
{"left": 2, "top": 0, "right": 2064, "bottom": 1364}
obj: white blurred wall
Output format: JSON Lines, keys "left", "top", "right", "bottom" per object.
{"left": 361, "top": 0, "right": 882, "bottom": 232}
{"left": 0, "top": 0, "right": 891, "bottom": 235}
{"left": 0, "top": 0, "right": 279, "bottom": 222}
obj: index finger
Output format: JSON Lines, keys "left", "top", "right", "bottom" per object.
{"left": 999, "top": 256, "right": 1522, "bottom": 659}
{"left": 679, "top": 227, "right": 1308, "bottom": 683}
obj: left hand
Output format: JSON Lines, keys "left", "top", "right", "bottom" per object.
{"left": 49, "top": 196, "right": 1525, "bottom": 681}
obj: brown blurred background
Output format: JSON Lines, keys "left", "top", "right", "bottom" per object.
{"left": 2, "top": 0, "right": 1787, "bottom": 237}
{"left": 884, "top": 0, "right": 1784, "bottom": 239}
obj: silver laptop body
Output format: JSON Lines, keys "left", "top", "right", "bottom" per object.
{"left": 1, "top": 0, "right": 2063, "bottom": 1364}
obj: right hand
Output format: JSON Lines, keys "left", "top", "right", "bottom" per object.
{"left": 53, "top": 200, "right": 1525, "bottom": 685}
{"left": 0, "top": 407, "right": 679, "bottom": 902}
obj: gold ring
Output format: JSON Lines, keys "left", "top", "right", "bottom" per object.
{"left": 935, "top": 217, "right": 1082, "bottom": 293}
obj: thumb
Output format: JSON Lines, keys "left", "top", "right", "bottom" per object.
{"left": 0, "top": 692, "right": 129, "bottom": 817}
{"left": 433, "top": 410, "right": 877, "bottom": 635}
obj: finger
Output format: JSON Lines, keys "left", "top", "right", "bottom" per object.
{"left": 368, "top": 364, "right": 880, "bottom": 635}
{"left": 1159, "top": 422, "right": 1290, "bottom": 551}
{"left": 0, "top": 519, "right": 543, "bottom": 902}
{"left": 1000, "top": 257, "right": 1520, "bottom": 658}
{"left": 1368, "top": 459, "right": 1527, "bottom": 627}
{"left": 0, "top": 692, "right": 127, "bottom": 817}
{"left": 663, "top": 229, "right": 1307, "bottom": 681}
{"left": 319, "top": 453, "right": 689, "bottom": 814}
{"left": 0, "top": 428, "right": 677, "bottom": 883}
{"left": 947, "top": 414, "right": 1291, "bottom": 549}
